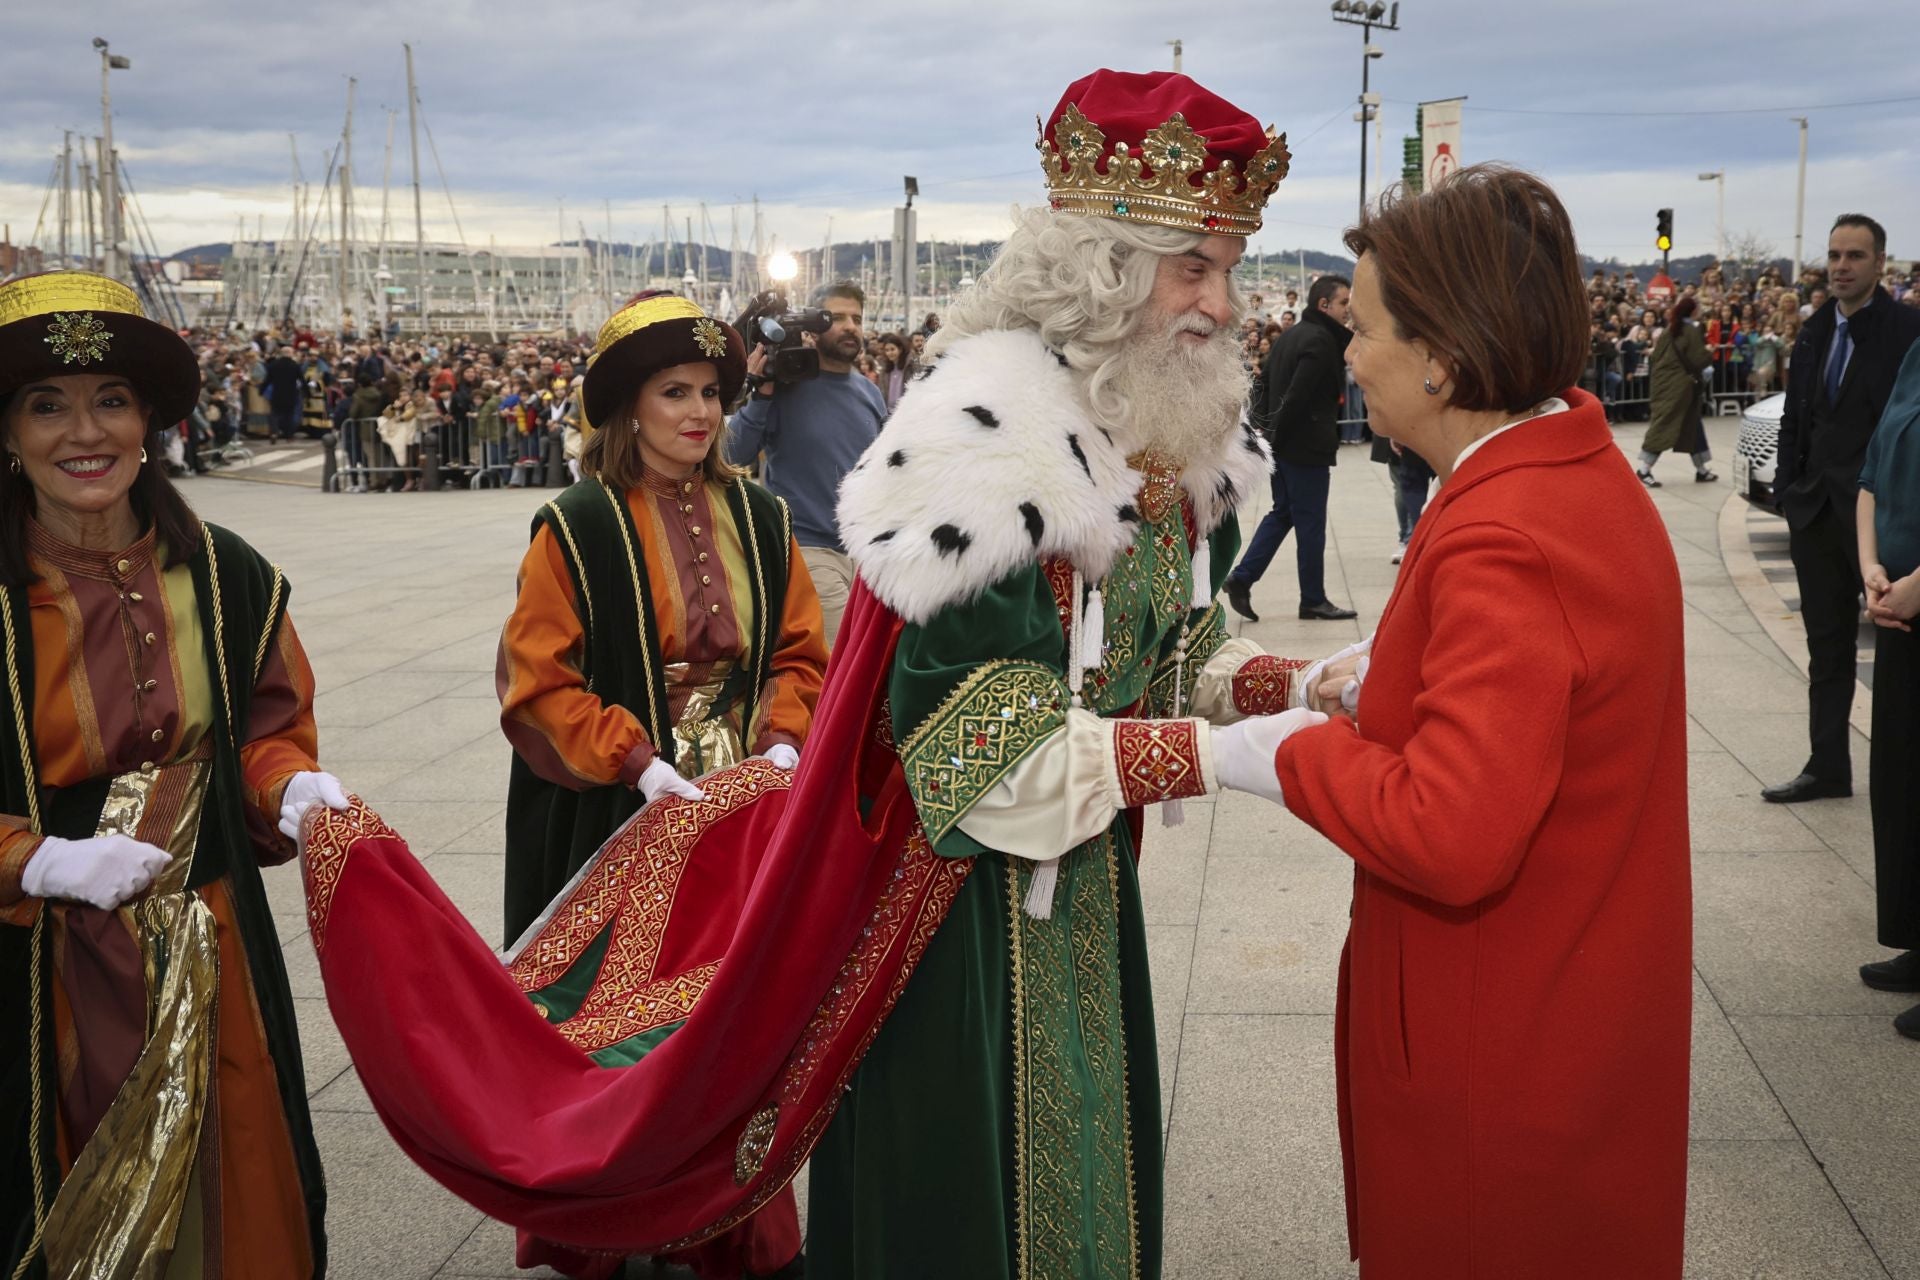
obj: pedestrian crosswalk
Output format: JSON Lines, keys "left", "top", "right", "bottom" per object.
{"left": 200, "top": 440, "right": 323, "bottom": 488}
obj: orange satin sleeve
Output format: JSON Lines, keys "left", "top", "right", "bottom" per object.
{"left": 238, "top": 613, "right": 322, "bottom": 840}
{"left": 749, "top": 534, "right": 829, "bottom": 753}
{"left": 497, "top": 525, "right": 657, "bottom": 790}
{"left": 0, "top": 820, "right": 45, "bottom": 925}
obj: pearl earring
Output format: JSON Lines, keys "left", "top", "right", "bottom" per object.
{"left": 140, "top": 447, "right": 149, "bottom": 463}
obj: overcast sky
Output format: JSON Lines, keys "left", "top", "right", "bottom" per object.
{"left": 4, "top": 0, "right": 1916, "bottom": 267}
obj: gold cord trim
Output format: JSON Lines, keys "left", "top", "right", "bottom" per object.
{"left": 201, "top": 528, "right": 234, "bottom": 733}
{"left": 252, "top": 567, "right": 285, "bottom": 682}
{"left": 601, "top": 483, "right": 664, "bottom": 750}
{"left": 9, "top": 912, "right": 48, "bottom": 1280}
{"left": 0, "top": 592, "right": 39, "bottom": 834}
{"left": 737, "top": 481, "right": 770, "bottom": 697}
{"left": 544, "top": 500, "right": 596, "bottom": 638}
{"left": 1006, "top": 859, "right": 1032, "bottom": 1280}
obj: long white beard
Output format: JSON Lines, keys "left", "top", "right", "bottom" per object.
{"left": 1103, "top": 310, "right": 1251, "bottom": 463}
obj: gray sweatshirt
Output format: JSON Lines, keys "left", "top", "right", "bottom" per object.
{"left": 726, "top": 370, "right": 887, "bottom": 552}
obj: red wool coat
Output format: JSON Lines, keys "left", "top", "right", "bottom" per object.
{"left": 1276, "top": 390, "right": 1692, "bottom": 1278}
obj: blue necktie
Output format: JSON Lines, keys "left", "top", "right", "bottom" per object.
{"left": 1825, "top": 314, "right": 1851, "bottom": 403}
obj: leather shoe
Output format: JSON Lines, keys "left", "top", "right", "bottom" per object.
{"left": 1225, "top": 578, "right": 1259, "bottom": 623}
{"left": 1299, "top": 601, "right": 1359, "bottom": 621}
{"left": 1760, "top": 772, "right": 1851, "bottom": 804}
{"left": 1895, "top": 1004, "right": 1920, "bottom": 1042}
{"left": 1861, "top": 951, "right": 1920, "bottom": 993}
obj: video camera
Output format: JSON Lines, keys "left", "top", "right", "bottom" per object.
{"left": 733, "top": 290, "right": 835, "bottom": 391}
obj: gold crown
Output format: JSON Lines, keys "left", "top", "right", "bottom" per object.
{"left": 1037, "top": 103, "right": 1291, "bottom": 237}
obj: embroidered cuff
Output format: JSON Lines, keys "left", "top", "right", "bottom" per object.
{"left": 1231, "top": 655, "right": 1310, "bottom": 717}
{"left": 0, "top": 822, "right": 45, "bottom": 908}
{"left": 1109, "top": 717, "right": 1216, "bottom": 809}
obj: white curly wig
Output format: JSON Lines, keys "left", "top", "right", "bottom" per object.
{"left": 930, "top": 207, "right": 1247, "bottom": 434}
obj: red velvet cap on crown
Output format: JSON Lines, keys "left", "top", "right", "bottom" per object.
{"left": 1038, "top": 69, "right": 1290, "bottom": 237}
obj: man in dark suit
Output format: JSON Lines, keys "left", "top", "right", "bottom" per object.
{"left": 1224, "top": 274, "right": 1360, "bottom": 622}
{"left": 1765, "top": 214, "right": 1920, "bottom": 802}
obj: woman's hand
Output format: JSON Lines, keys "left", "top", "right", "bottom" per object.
{"left": 279, "top": 771, "right": 351, "bottom": 840}
{"left": 21, "top": 834, "right": 171, "bottom": 909}
{"left": 1871, "top": 570, "right": 1920, "bottom": 630}
{"left": 755, "top": 743, "right": 800, "bottom": 771}
{"left": 637, "top": 758, "right": 705, "bottom": 805}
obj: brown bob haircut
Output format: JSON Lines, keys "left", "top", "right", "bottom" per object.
{"left": 1344, "top": 164, "right": 1588, "bottom": 414}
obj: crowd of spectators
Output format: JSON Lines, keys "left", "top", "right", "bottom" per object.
{"left": 180, "top": 326, "right": 598, "bottom": 489}
{"left": 1581, "top": 260, "right": 1920, "bottom": 420}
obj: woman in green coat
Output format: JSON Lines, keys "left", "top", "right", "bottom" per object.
{"left": 1638, "top": 295, "right": 1715, "bottom": 486}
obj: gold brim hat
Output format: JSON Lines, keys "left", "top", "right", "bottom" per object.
{"left": 1039, "top": 69, "right": 1290, "bottom": 237}
{"left": 0, "top": 272, "right": 200, "bottom": 425}
{"left": 582, "top": 293, "right": 747, "bottom": 431}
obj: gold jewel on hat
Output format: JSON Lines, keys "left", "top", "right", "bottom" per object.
{"left": 45, "top": 312, "right": 113, "bottom": 365}
{"left": 692, "top": 317, "right": 727, "bottom": 359}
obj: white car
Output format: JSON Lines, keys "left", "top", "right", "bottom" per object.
{"left": 1733, "top": 392, "right": 1784, "bottom": 514}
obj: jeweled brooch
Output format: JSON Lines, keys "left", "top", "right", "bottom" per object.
{"left": 692, "top": 318, "right": 727, "bottom": 359}
{"left": 45, "top": 312, "right": 112, "bottom": 366}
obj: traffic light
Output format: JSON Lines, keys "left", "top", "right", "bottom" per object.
{"left": 1655, "top": 208, "right": 1673, "bottom": 253}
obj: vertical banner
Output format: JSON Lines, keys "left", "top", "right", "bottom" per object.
{"left": 1421, "top": 98, "right": 1465, "bottom": 190}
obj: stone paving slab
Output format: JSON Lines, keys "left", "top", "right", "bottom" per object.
{"left": 168, "top": 412, "right": 1918, "bottom": 1276}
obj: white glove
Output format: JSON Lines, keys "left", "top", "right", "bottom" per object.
{"left": 637, "top": 757, "right": 706, "bottom": 805}
{"left": 756, "top": 743, "right": 800, "bottom": 771}
{"left": 1295, "top": 635, "right": 1375, "bottom": 712}
{"left": 21, "top": 834, "right": 172, "bottom": 909}
{"left": 1211, "top": 709, "right": 1330, "bottom": 805}
{"left": 278, "top": 771, "right": 351, "bottom": 840}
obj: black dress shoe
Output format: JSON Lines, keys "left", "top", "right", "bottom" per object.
{"left": 1225, "top": 578, "right": 1259, "bottom": 622}
{"left": 1895, "top": 1004, "right": 1920, "bottom": 1042}
{"left": 1299, "top": 601, "right": 1359, "bottom": 621}
{"left": 1861, "top": 951, "right": 1920, "bottom": 992}
{"left": 1760, "top": 772, "right": 1852, "bottom": 804}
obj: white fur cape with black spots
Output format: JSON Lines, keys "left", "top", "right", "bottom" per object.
{"left": 837, "top": 327, "right": 1273, "bottom": 624}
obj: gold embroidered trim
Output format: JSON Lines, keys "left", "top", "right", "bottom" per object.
{"left": 0, "top": 592, "right": 39, "bottom": 835}
{"left": 8, "top": 913, "right": 48, "bottom": 1280}
{"left": 899, "top": 661, "right": 1067, "bottom": 845}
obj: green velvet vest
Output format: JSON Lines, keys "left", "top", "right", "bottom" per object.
{"left": 0, "top": 522, "right": 328, "bottom": 1278}
{"left": 502, "top": 478, "right": 791, "bottom": 944}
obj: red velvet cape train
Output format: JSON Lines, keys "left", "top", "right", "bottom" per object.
{"left": 298, "top": 583, "right": 972, "bottom": 1253}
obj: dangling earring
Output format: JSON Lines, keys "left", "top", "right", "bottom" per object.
{"left": 6, "top": 453, "right": 19, "bottom": 475}
{"left": 140, "top": 447, "right": 149, "bottom": 463}
{"left": 1423, "top": 377, "right": 1441, "bottom": 396}
{"left": 629, "top": 417, "right": 640, "bottom": 435}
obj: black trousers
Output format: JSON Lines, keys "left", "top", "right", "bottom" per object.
{"left": 1874, "top": 621, "right": 1920, "bottom": 947}
{"left": 1787, "top": 498, "right": 1863, "bottom": 782}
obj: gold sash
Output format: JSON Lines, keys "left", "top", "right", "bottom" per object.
{"left": 667, "top": 660, "right": 746, "bottom": 780}
{"left": 41, "top": 754, "right": 218, "bottom": 1280}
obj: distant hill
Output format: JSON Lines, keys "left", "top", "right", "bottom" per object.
{"left": 171, "top": 243, "right": 233, "bottom": 264}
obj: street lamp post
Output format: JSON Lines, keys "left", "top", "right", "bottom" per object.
{"left": 1789, "top": 117, "right": 1808, "bottom": 281}
{"left": 1331, "top": 1, "right": 1400, "bottom": 223}
{"left": 1697, "top": 171, "right": 1725, "bottom": 266}
{"left": 92, "top": 37, "right": 131, "bottom": 282}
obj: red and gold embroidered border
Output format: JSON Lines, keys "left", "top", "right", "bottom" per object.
{"left": 301, "top": 797, "right": 397, "bottom": 958}
{"left": 1231, "top": 654, "right": 1309, "bottom": 717}
{"left": 1111, "top": 718, "right": 1209, "bottom": 809}
{"left": 509, "top": 761, "right": 790, "bottom": 1052}
{"left": 900, "top": 662, "right": 1067, "bottom": 846}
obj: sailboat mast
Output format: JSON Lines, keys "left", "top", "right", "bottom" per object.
{"left": 405, "top": 42, "right": 428, "bottom": 331}
{"left": 340, "top": 77, "right": 356, "bottom": 331}
{"left": 58, "top": 132, "right": 71, "bottom": 267}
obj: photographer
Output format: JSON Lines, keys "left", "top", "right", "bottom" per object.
{"left": 727, "top": 282, "right": 886, "bottom": 646}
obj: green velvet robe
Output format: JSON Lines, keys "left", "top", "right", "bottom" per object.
{"left": 807, "top": 498, "right": 1241, "bottom": 1280}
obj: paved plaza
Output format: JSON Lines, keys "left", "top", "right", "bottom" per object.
{"left": 190, "top": 413, "right": 1918, "bottom": 1279}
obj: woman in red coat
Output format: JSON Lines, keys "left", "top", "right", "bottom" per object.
{"left": 1275, "top": 167, "right": 1692, "bottom": 1277}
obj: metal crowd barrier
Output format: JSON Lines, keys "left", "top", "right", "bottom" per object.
{"left": 322, "top": 418, "right": 570, "bottom": 492}
{"left": 1581, "top": 341, "right": 1759, "bottom": 423}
